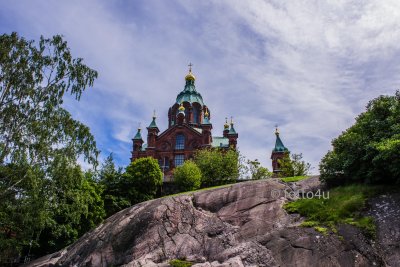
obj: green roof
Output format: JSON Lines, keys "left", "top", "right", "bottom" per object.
{"left": 273, "top": 133, "right": 288, "bottom": 152}
{"left": 148, "top": 117, "right": 158, "bottom": 128}
{"left": 212, "top": 136, "right": 229, "bottom": 148}
{"left": 176, "top": 82, "right": 204, "bottom": 106}
{"left": 133, "top": 129, "right": 143, "bottom": 140}
{"left": 228, "top": 124, "right": 237, "bottom": 135}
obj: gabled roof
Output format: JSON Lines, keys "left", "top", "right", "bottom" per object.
{"left": 157, "top": 123, "right": 203, "bottom": 140}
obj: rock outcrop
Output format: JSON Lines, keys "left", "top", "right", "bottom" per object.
{"left": 28, "top": 177, "right": 394, "bottom": 267}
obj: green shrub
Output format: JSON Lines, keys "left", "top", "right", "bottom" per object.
{"left": 194, "top": 148, "right": 239, "bottom": 187}
{"left": 284, "top": 184, "right": 380, "bottom": 236}
{"left": 122, "top": 157, "right": 163, "bottom": 204}
{"left": 174, "top": 160, "right": 202, "bottom": 192}
{"left": 169, "top": 259, "right": 193, "bottom": 267}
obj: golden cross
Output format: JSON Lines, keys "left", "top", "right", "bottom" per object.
{"left": 188, "top": 62, "right": 193, "bottom": 72}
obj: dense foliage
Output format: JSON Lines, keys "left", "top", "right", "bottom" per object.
{"left": 0, "top": 32, "right": 98, "bottom": 168}
{"left": 278, "top": 153, "right": 311, "bottom": 178}
{"left": 320, "top": 91, "right": 400, "bottom": 186}
{"left": 98, "top": 154, "right": 130, "bottom": 218}
{"left": 0, "top": 32, "right": 100, "bottom": 262}
{"left": 173, "top": 160, "right": 202, "bottom": 191}
{"left": 121, "top": 157, "right": 163, "bottom": 204}
{"left": 194, "top": 148, "right": 239, "bottom": 187}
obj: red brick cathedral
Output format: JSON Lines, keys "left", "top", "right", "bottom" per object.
{"left": 131, "top": 66, "right": 238, "bottom": 181}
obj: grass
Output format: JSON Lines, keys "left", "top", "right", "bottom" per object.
{"left": 284, "top": 184, "right": 385, "bottom": 237}
{"left": 280, "top": 176, "right": 309, "bottom": 182}
{"left": 169, "top": 259, "right": 193, "bottom": 267}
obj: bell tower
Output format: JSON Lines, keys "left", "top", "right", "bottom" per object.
{"left": 271, "top": 126, "right": 289, "bottom": 174}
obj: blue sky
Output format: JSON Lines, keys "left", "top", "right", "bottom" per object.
{"left": 1, "top": 0, "right": 400, "bottom": 172}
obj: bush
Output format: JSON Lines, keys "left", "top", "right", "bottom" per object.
{"left": 194, "top": 148, "right": 239, "bottom": 187}
{"left": 122, "top": 157, "right": 163, "bottom": 204}
{"left": 174, "top": 160, "right": 202, "bottom": 192}
{"left": 169, "top": 259, "right": 193, "bottom": 267}
{"left": 320, "top": 91, "right": 400, "bottom": 186}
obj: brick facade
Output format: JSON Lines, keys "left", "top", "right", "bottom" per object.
{"left": 131, "top": 69, "right": 238, "bottom": 181}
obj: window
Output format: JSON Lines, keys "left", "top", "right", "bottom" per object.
{"left": 174, "top": 154, "right": 184, "bottom": 167}
{"left": 185, "top": 109, "right": 189, "bottom": 120}
{"left": 159, "top": 157, "right": 169, "bottom": 170}
{"left": 175, "top": 134, "right": 185, "bottom": 150}
{"left": 193, "top": 107, "right": 199, "bottom": 123}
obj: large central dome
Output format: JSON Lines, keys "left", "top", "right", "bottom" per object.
{"left": 175, "top": 70, "right": 204, "bottom": 106}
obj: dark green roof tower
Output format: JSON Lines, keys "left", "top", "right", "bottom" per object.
{"left": 273, "top": 129, "right": 288, "bottom": 152}
{"left": 271, "top": 126, "right": 289, "bottom": 174}
{"left": 132, "top": 127, "right": 144, "bottom": 156}
{"left": 146, "top": 111, "right": 160, "bottom": 153}
{"left": 227, "top": 117, "right": 238, "bottom": 148}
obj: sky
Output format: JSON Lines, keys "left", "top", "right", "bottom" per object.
{"left": 1, "top": 0, "right": 400, "bottom": 172}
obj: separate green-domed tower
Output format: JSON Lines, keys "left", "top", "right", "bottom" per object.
{"left": 271, "top": 126, "right": 289, "bottom": 174}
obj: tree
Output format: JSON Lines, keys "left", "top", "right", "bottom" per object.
{"left": 278, "top": 153, "right": 311, "bottom": 178}
{"left": 98, "top": 154, "right": 130, "bottom": 218}
{"left": 31, "top": 155, "right": 105, "bottom": 257}
{"left": 246, "top": 159, "right": 272, "bottom": 180}
{"left": 0, "top": 32, "right": 100, "bottom": 261}
{"left": 173, "top": 160, "right": 202, "bottom": 191}
{"left": 122, "top": 157, "right": 163, "bottom": 204}
{"left": 0, "top": 161, "right": 46, "bottom": 261}
{"left": 0, "top": 155, "right": 105, "bottom": 260}
{"left": 320, "top": 91, "right": 400, "bottom": 186}
{"left": 194, "top": 148, "right": 239, "bottom": 187}
{"left": 0, "top": 32, "right": 98, "bottom": 196}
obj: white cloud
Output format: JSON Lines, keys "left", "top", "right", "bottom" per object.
{"left": 1, "top": 0, "right": 400, "bottom": 172}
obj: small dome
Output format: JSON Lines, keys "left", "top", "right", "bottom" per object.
{"left": 178, "top": 103, "right": 185, "bottom": 111}
{"left": 224, "top": 117, "right": 229, "bottom": 130}
{"left": 185, "top": 71, "right": 196, "bottom": 81}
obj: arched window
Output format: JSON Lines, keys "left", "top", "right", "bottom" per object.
{"left": 193, "top": 106, "right": 199, "bottom": 123}
{"left": 184, "top": 108, "right": 189, "bottom": 120}
{"left": 175, "top": 134, "right": 185, "bottom": 150}
{"left": 174, "top": 154, "right": 184, "bottom": 167}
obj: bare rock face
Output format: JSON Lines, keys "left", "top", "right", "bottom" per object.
{"left": 367, "top": 193, "right": 400, "bottom": 267}
{"left": 28, "top": 179, "right": 388, "bottom": 267}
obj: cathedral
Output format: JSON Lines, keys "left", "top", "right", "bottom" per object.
{"left": 131, "top": 66, "right": 238, "bottom": 181}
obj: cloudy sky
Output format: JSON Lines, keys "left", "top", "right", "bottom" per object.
{"left": 1, "top": 0, "right": 400, "bottom": 172}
